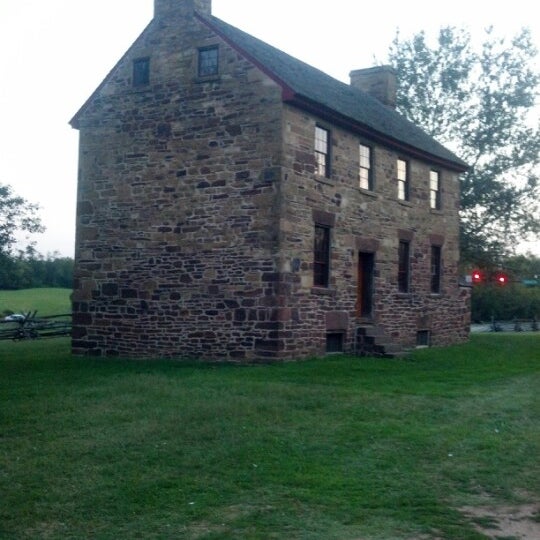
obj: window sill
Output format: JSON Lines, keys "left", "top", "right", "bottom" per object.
{"left": 314, "top": 175, "right": 334, "bottom": 186}
{"left": 430, "top": 208, "right": 444, "bottom": 215}
{"left": 128, "top": 85, "right": 151, "bottom": 94}
{"left": 194, "top": 75, "right": 221, "bottom": 84}
{"left": 357, "top": 188, "right": 378, "bottom": 198}
{"left": 397, "top": 199, "right": 413, "bottom": 207}
{"left": 311, "top": 287, "right": 336, "bottom": 297}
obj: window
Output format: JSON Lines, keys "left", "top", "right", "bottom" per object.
{"left": 198, "top": 46, "right": 219, "bottom": 77}
{"left": 314, "top": 224, "right": 330, "bottom": 287}
{"left": 431, "top": 245, "right": 442, "bottom": 293}
{"left": 397, "top": 158, "right": 409, "bottom": 201}
{"left": 416, "top": 330, "right": 430, "bottom": 347}
{"left": 315, "top": 126, "right": 330, "bottom": 177}
{"left": 326, "top": 332, "right": 344, "bottom": 353}
{"left": 430, "top": 170, "right": 441, "bottom": 209}
{"left": 398, "top": 240, "right": 410, "bottom": 292}
{"left": 133, "top": 57, "right": 150, "bottom": 87}
{"left": 359, "top": 144, "right": 373, "bottom": 190}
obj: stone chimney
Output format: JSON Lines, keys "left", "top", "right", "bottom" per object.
{"left": 349, "top": 66, "right": 397, "bottom": 108}
{"left": 154, "top": 0, "right": 211, "bottom": 20}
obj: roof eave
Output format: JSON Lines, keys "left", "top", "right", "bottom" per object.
{"left": 287, "top": 94, "right": 469, "bottom": 173}
{"left": 199, "top": 14, "right": 468, "bottom": 173}
{"left": 196, "top": 13, "right": 296, "bottom": 101}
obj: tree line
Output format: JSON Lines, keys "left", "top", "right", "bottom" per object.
{"left": 0, "top": 249, "right": 73, "bottom": 290}
{"left": 0, "top": 183, "right": 72, "bottom": 289}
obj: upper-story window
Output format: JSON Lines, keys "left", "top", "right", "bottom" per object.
{"left": 430, "top": 170, "right": 441, "bottom": 210}
{"left": 133, "top": 57, "right": 150, "bottom": 87}
{"left": 359, "top": 144, "right": 373, "bottom": 190}
{"left": 198, "top": 45, "right": 219, "bottom": 77}
{"left": 315, "top": 126, "right": 330, "bottom": 178}
{"left": 397, "top": 158, "right": 409, "bottom": 201}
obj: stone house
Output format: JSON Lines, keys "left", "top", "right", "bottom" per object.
{"left": 70, "top": 0, "right": 470, "bottom": 361}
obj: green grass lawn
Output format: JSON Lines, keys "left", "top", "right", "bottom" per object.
{"left": 0, "top": 288, "right": 71, "bottom": 317}
{"left": 1, "top": 335, "right": 539, "bottom": 539}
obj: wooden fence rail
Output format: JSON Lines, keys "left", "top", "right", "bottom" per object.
{"left": 0, "top": 312, "right": 72, "bottom": 341}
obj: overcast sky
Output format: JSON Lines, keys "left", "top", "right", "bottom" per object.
{"left": 1, "top": 0, "right": 538, "bottom": 257}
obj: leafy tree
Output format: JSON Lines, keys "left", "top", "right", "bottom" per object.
{"left": 0, "top": 182, "right": 44, "bottom": 256}
{"left": 504, "top": 253, "right": 540, "bottom": 280}
{"left": 388, "top": 27, "right": 540, "bottom": 263}
{"left": 0, "top": 249, "right": 73, "bottom": 290}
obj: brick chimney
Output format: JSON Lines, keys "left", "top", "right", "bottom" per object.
{"left": 154, "top": 0, "right": 211, "bottom": 20}
{"left": 349, "top": 66, "right": 397, "bottom": 108}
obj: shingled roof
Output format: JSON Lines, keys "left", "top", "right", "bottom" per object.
{"left": 200, "top": 14, "right": 468, "bottom": 172}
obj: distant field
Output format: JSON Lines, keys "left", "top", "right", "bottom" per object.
{"left": 0, "top": 288, "right": 71, "bottom": 316}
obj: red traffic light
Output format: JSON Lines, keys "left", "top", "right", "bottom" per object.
{"left": 494, "top": 272, "right": 508, "bottom": 285}
{"left": 471, "top": 269, "right": 483, "bottom": 284}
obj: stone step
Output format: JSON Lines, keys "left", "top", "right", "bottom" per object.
{"left": 355, "top": 325, "right": 409, "bottom": 358}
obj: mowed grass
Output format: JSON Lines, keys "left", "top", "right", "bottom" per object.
{"left": 0, "top": 335, "right": 538, "bottom": 539}
{"left": 0, "top": 288, "right": 71, "bottom": 316}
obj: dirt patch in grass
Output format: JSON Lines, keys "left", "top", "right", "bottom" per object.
{"left": 461, "top": 502, "right": 540, "bottom": 539}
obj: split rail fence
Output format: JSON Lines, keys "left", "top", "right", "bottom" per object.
{"left": 0, "top": 312, "right": 72, "bottom": 341}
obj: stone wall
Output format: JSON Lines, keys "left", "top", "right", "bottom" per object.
{"left": 276, "top": 104, "right": 470, "bottom": 356}
{"left": 73, "top": 11, "right": 288, "bottom": 360}
{"left": 73, "top": 4, "right": 469, "bottom": 361}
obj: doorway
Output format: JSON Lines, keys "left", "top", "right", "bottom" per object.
{"left": 357, "top": 252, "right": 375, "bottom": 318}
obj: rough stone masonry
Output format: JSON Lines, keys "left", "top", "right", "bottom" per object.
{"left": 70, "top": 0, "right": 470, "bottom": 361}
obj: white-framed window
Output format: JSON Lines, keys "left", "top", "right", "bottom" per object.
{"left": 430, "top": 170, "right": 441, "bottom": 209}
{"left": 315, "top": 126, "right": 330, "bottom": 177}
{"left": 359, "top": 144, "right": 373, "bottom": 190}
{"left": 397, "top": 158, "right": 409, "bottom": 201}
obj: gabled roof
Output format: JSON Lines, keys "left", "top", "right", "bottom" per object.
{"left": 71, "top": 8, "right": 467, "bottom": 172}
{"left": 199, "top": 14, "right": 468, "bottom": 172}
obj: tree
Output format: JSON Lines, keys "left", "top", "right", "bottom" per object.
{"left": 388, "top": 27, "right": 540, "bottom": 264}
{"left": 0, "top": 182, "right": 44, "bottom": 256}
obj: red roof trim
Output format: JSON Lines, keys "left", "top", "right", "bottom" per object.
{"left": 198, "top": 14, "right": 467, "bottom": 172}
{"left": 287, "top": 94, "right": 469, "bottom": 172}
{"left": 196, "top": 13, "right": 296, "bottom": 101}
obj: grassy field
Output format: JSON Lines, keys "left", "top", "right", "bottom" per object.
{"left": 1, "top": 335, "right": 539, "bottom": 539}
{"left": 0, "top": 288, "right": 71, "bottom": 317}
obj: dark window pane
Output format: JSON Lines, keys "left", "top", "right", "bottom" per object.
{"left": 398, "top": 240, "right": 410, "bottom": 292}
{"left": 326, "top": 332, "right": 344, "bottom": 353}
{"left": 133, "top": 58, "right": 150, "bottom": 87}
{"left": 314, "top": 225, "right": 330, "bottom": 287}
{"left": 198, "top": 46, "right": 219, "bottom": 77}
{"left": 416, "top": 330, "right": 430, "bottom": 347}
{"left": 431, "top": 245, "right": 442, "bottom": 293}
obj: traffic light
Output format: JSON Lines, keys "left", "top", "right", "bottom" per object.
{"left": 494, "top": 272, "right": 509, "bottom": 286}
{"left": 471, "top": 269, "right": 484, "bottom": 284}
{"left": 469, "top": 269, "right": 510, "bottom": 286}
